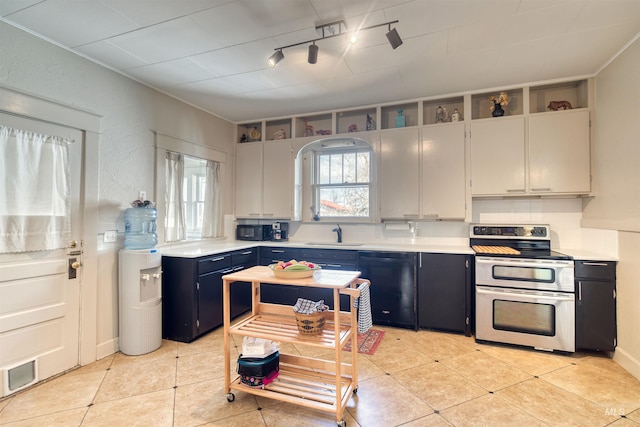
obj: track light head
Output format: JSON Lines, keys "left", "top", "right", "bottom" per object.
{"left": 386, "top": 27, "right": 403, "bottom": 49}
{"left": 308, "top": 43, "right": 318, "bottom": 64}
{"left": 268, "top": 50, "right": 284, "bottom": 67}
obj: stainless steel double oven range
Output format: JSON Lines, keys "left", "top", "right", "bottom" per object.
{"left": 471, "top": 224, "right": 575, "bottom": 352}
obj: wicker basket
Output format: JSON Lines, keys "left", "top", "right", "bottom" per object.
{"left": 294, "top": 311, "right": 326, "bottom": 335}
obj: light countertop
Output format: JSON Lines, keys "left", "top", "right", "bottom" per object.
{"left": 159, "top": 240, "right": 475, "bottom": 258}
{"left": 159, "top": 240, "right": 617, "bottom": 261}
{"left": 556, "top": 248, "right": 618, "bottom": 262}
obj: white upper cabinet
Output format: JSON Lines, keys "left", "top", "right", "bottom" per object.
{"left": 262, "top": 140, "right": 293, "bottom": 218}
{"left": 235, "top": 140, "right": 292, "bottom": 219}
{"left": 235, "top": 142, "right": 263, "bottom": 217}
{"left": 421, "top": 122, "right": 466, "bottom": 219}
{"left": 470, "top": 81, "right": 591, "bottom": 197}
{"left": 528, "top": 110, "right": 590, "bottom": 194}
{"left": 379, "top": 128, "right": 420, "bottom": 219}
{"left": 470, "top": 116, "right": 526, "bottom": 196}
{"left": 234, "top": 78, "right": 593, "bottom": 221}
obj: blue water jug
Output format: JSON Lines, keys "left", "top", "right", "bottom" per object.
{"left": 124, "top": 207, "right": 158, "bottom": 250}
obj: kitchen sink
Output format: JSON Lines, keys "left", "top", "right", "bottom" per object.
{"left": 304, "top": 242, "right": 364, "bottom": 246}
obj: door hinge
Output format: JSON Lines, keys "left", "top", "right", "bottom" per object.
{"left": 613, "top": 289, "right": 616, "bottom": 299}
{"left": 196, "top": 319, "right": 200, "bottom": 328}
{"left": 197, "top": 282, "right": 200, "bottom": 291}
{"left": 465, "top": 259, "right": 469, "bottom": 268}
{"left": 465, "top": 317, "right": 470, "bottom": 325}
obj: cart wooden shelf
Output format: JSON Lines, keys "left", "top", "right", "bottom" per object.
{"left": 222, "top": 266, "right": 368, "bottom": 427}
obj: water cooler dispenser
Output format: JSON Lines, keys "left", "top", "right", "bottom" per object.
{"left": 118, "top": 249, "right": 162, "bottom": 355}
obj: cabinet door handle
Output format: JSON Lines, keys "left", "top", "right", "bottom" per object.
{"left": 531, "top": 188, "right": 552, "bottom": 192}
{"left": 382, "top": 310, "right": 390, "bottom": 315}
{"left": 271, "top": 250, "right": 285, "bottom": 253}
{"left": 578, "top": 281, "right": 582, "bottom": 301}
{"left": 583, "top": 262, "right": 609, "bottom": 266}
{"left": 210, "top": 256, "right": 225, "bottom": 262}
{"left": 506, "top": 189, "right": 525, "bottom": 193}
{"left": 327, "top": 264, "right": 342, "bottom": 268}
{"left": 241, "top": 251, "right": 253, "bottom": 255}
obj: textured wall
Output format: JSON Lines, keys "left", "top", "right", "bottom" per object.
{"left": 585, "top": 36, "right": 640, "bottom": 379}
{"left": 583, "top": 37, "right": 640, "bottom": 231}
{"left": 0, "top": 22, "right": 235, "bottom": 356}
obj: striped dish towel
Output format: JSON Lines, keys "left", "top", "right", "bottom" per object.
{"left": 354, "top": 282, "right": 372, "bottom": 333}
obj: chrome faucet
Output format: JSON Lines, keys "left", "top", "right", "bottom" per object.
{"left": 332, "top": 224, "right": 342, "bottom": 243}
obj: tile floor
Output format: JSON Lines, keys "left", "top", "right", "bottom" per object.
{"left": 1, "top": 326, "right": 640, "bottom": 427}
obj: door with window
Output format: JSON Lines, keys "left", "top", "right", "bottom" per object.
{"left": 0, "top": 112, "right": 83, "bottom": 396}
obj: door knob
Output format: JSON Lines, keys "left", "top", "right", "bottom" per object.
{"left": 71, "top": 261, "right": 81, "bottom": 269}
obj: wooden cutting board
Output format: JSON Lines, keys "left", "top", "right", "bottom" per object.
{"left": 472, "top": 245, "right": 521, "bottom": 255}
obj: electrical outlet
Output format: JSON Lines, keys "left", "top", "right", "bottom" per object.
{"left": 104, "top": 230, "right": 117, "bottom": 243}
{"left": 138, "top": 190, "right": 146, "bottom": 201}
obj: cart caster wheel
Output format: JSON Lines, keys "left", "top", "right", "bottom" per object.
{"left": 337, "top": 420, "right": 346, "bottom": 427}
{"left": 226, "top": 393, "right": 235, "bottom": 402}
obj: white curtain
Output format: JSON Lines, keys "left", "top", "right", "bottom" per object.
{"left": 165, "top": 151, "right": 185, "bottom": 242}
{"left": 202, "top": 160, "right": 222, "bottom": 238}
{"left": 0, "top": 125, "right": 72, "bottom": 253}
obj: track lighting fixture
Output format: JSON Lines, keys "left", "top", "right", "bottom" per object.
{"left": 308, "top": 43, "right": 318, "bottom": 64}
{"left": 268, "top": 49, "right": 284, "bottom": 67}
{"left": 267, "top": 20, "right": 401, "bottom": 66}
{"left": 386, "top": 26, "right": 403, "bottom": 49}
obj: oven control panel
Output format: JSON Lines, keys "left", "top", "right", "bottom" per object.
{"left": 470, "top": 224, "right": 549, "bottom": 239}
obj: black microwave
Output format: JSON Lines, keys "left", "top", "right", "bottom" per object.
{"left": 236, "top": 224, "right": 272, "bottom": 241}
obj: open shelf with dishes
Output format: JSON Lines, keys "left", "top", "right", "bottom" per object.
{"left": 238, "top": 122, "right": 263, "bottom": 142}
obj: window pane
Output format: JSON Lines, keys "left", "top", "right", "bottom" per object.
{"left": 183, "top": 156, "right": 206, "bottom": 238}
{"left": 315, "top": 147, "right": 371, "bottom": 218}
{"left": 356, "top": 152, "right": 370, "bottom": 183}
{"left": 330, "top": 154, "right": 343, "bottom": 183}
{"left": 318, "top": 154, "right": 331, "bottom": 184}
{"left": 318, "top": 186, "right": 369, "bottom": 217}
{"left": 343, "top": 152, "right": 356, "bottom": 183}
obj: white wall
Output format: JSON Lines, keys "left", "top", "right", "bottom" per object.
{"left": 0, "top": 22, "right": 235, "bottom": 360}
{"left": 584, "top": 36, "right": 640, "bottom": 379}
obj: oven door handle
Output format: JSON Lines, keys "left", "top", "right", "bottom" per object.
{"left": 477, "top": 286, "right": 575, "bottom": 301}
{"left": 475, "top": 257, "right": 573, "bottom": 269}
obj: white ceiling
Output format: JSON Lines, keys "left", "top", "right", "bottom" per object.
{"left": 2, "top": 0, "right": 639, "bottom": 123}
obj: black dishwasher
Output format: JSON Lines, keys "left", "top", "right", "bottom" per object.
{"left": 358, "top": 251, "right": 417, "bottom": 329}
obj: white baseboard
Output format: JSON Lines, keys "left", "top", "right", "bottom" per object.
{"left": 96, "top": 338, "right": 119, "bottom": 361}
{"left": 613, "top": 346, "right": 640, "bottom": 380}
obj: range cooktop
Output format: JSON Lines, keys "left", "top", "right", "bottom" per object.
{"left": 470, "top": 224, "right": 572, "bottom": 260}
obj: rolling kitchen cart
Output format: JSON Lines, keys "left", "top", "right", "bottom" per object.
{"left": 222, "top": 266, "right": 368, "bottom": 427}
